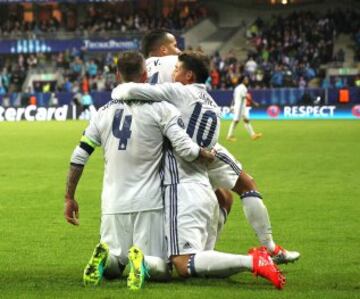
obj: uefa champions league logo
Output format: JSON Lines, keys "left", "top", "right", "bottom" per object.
{"left": 267, "top": 105, "right": 281, "bottom": 118}
{"left": 10, "top": 40, "right": 51, "bottom": 54}
{"left": 352, "top": 105, "right": 360, "bottom": 118}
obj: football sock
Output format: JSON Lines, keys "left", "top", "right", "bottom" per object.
{"left": 241, "top": 191, "right": 276, "bottom": 252}
{"left": 217, "top": 207, "right": 228, "bottom": 239}
{"left": 103, "top": 254, "right": 125, "bottom": 279}
{"left": 244, "top": 123, "right": 255, "bottom": 136}
{"left": 144, "top": 256, "right": 171, "bottom": 281}
{"left": 188, "top": 251, "right": 252, "bottom": 278}
{"left": 227, "top": 121, "right": 237, "bottom": 138}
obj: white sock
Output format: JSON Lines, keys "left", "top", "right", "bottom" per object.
{"left": 188, "top": 251, "right": 252, "bottom": 278}
{"left": 144, "top": 256, "right": 171, "bottom": 281}
{"left": 104, "top": 254, "right": 125, "bottom": 279}
{"left": 227, "top": 121, "right": 237, "bottom": 138}
{"left": 217, "top": 207, "right": 227, "bottom": 239}
{"left": 241, "top": 192, "right": 276, "bottom": 251}
{"left": 244, "top": 122, "right": 255, "bottom": 136}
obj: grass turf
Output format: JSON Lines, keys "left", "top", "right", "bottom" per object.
{"left": 0, "top": 120, "right": 359, "bottom": 298}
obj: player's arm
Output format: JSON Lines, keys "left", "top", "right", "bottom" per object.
{"left": 111, "top": 82, "right": 187, "bottom": 107}
{"left": 247, "top": 93, "right": 260, "bottom": 107}
{"left": 160, "top": 102, "right": 215, "bottom": 163}
{"left": 64, "top": 118, "right": 101, "bottom": 226}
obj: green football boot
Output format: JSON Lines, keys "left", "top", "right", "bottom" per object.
{"left": 127, "top": 246, "right": 149, "bottom": 291}
{"left": 83, "top": 242, "right": 109, "bottom": 286}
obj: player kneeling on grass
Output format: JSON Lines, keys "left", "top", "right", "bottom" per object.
{"left": 137, "top": 30, "right": 300, "bottom": 265}
{"left": 64, "top": 51, "right": 216, "bottom": 290}
{"left": 111, "top": 50, "right": 286, "bottom": 290}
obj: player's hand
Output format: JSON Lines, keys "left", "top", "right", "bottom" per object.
{"left": 198, "top": 148, "right": 216, "bottom": 164}
{"left": 64, "top": 197, "right": 79, "bottom": 226}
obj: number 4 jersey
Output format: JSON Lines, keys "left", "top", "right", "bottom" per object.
{"left": 71, "top": 100, "right": 200, "bottom": 214}
{"left": 111, "top": 82, "right": 221, "bottom": 186}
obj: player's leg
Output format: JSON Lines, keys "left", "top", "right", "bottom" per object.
{"left": 232, "top": 171, "right": 300, "bottom": 263}
{"left": 83, "top": 214, "right": 129, "bottom": 286}
{"left": 215, "top": 188, "right": 233, "bottom": 237}
{"left": 243, "top": 108, "right": 262, "bottom": 140}
{"left": 227, "top": 101, "right": 241, "bottom": 141}
{"left": 132, "top": 209, "right": 171, "bottom": 283}
{"left": 167, "top": 183, "right": 285, "bottom": 289}
{"left": 101, "top": 214, "right": 129, "bottom": 279}
{"left": 210, "top": 144, "right": 299, "bottom": 264}
{"left": 183, "top": 248, "right": 285, "bottom": 289}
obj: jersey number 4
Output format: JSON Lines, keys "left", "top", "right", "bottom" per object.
{"left": 187, "top": 102, "right": 217, "bottom": 147}
{"left": 112, "top": 109, "right": 132, "bottom": 150}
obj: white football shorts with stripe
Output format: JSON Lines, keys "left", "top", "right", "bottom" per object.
{"left": 164, "top": 182, "right": 219, "bottom": 257}
{"left": 208, "top": 143, "right": 243, "bottom": 190}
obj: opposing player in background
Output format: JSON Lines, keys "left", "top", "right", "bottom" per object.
{"left": 227, "top": 76, "right": 262, "bottom": 141}
{"left": 112, "top": 51, "right": 286, "bottom": 289}
{"left": 64, "top": 51, "right": 215, "bottom": 290}
{"left": 135, "top": 30, "right": 300, "bottom": 265}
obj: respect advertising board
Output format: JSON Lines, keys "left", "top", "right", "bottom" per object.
{"left": 1, "top": 104, "right": 360, "bottom": 121}
{"left": 220, "top": 105, "right": 360, "bottom": 120}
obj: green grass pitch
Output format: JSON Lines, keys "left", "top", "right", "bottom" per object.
{"left": 0, "top": 120, "right": 359, "bottom": 298}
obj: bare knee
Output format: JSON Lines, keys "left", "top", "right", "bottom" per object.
{"left": 171, "top": 255, "right": 191, "bottom": 278}
{"left": 232, "top": 171, "right": 258, "bottom": 195}
{"left": 215, "top": 188, "right": 234, "bottom": 214}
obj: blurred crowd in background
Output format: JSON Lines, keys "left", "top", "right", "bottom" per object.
{"left": 0, "top": 4, "right": 359, "bottom": 99}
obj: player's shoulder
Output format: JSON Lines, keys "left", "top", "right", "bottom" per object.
{"left": 146, "top": 55, "right": 178, "bottom": 67}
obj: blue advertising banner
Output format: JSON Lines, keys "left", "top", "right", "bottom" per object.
{"left": 0, "top": 36, "right": 185, "bottom": 54}
{"left": 0, "top": 38, "right": 140, "bottom": 54}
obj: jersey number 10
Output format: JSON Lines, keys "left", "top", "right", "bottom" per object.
{"left": 187, "top": 102, "right": 217, "bottom": 147}
{"left": 112, "top": 109, "right": 132, "bottom": 150}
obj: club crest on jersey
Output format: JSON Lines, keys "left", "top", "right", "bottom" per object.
{"left": 177, "top": 117, "right": 185, "bottom": 129}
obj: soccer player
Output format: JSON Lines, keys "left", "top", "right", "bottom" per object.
{"left": 118, "top": 29, "right": 300, "bottom": 265}
{"left": 64, "top": 51, "right": 215, "bottom": 290}
{"left": 112, "top": 51, "right": 286, "bottom": 289}
{"left": 227, "top": 76, "right": 262, "bottom": 141}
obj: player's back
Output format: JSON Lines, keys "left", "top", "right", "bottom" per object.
{"left": 160, "top": 83, "right": 221, "bottom": 186}
{"left": 146, "top": 55, "right": 178, "bottom": 84}
{"left": 234, "top": 83, "right": 247, "bottom": 104}
{"left": 111, "top": 80, "right": 221, "bottom": 186}
{"left": 91, "top": 100, "right": 173, "bottom": 214}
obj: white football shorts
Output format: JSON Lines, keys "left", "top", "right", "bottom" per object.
{"left": 208, "top": 143, "right": 243, "bottom": 190}
{"left": 233, "top": 101, "right": 249, "bottom": 121}
{"left": 100, "top": 209, "right": 166, "bottom": 265}
{"left": 164, "top": 183, "right": 219, "bottom": 257}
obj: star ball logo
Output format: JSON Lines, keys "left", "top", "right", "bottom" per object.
{"left": 267, "top": 105, "right": 281, "bottom": 118}
{"left": 352, "top": 105, "right": 360, "bottom": 118}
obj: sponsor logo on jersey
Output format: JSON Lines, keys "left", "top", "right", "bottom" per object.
{"left": 183, "top": 242, "right": 192, "bottom": 250}
{"left": 177, "top": 117, "right": 185, "bottom": 129}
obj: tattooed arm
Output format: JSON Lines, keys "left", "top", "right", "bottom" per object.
{"left": 64, "top": 163, "right": 84, "bottom": 226}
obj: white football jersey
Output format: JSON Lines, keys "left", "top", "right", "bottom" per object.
{"left": 146, "top": 56, "right": 178, "bottom": 84}
{"left": 234, "top": 83, "right": 247, "bottom": 107}
{"left": 111, "top": 83, "right": 221, "bottom": 186}
{"left": 82, "top": 100, "right": 200, "bottom": 214}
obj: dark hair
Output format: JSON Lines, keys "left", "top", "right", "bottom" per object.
{"left": 141, "top": 30, "right": 169, "bottom": 58}
{"left": 178, "top": 51, "right": 210, "bottom": 83}
{"left": 117, "top": 51, "right": 145, "bottom": 82}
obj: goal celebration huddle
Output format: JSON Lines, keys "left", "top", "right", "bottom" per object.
{"left": 64, "top": 30, "right": 300, "bottom": 291}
